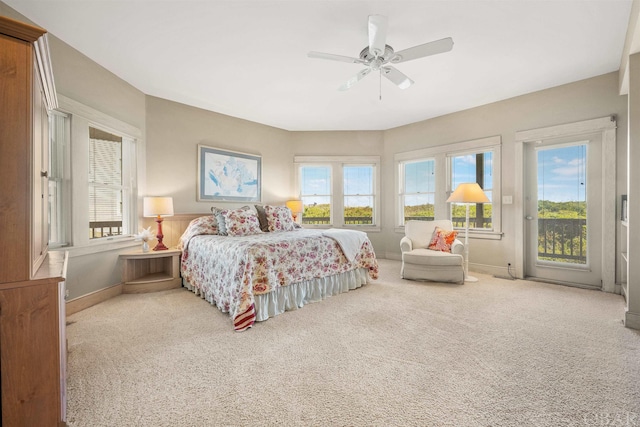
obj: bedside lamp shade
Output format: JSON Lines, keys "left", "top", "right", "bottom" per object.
{"left": 285, "top": 199, "right": 303, "bottom": 221}
{"left": 446, "top": 183, "right": 489, "bottom": 282}
{"left": 143, "top": 197, "right": 174, "bottom": 218}
{"left": 143, "top": 197, "right": 174, "bottom": 251}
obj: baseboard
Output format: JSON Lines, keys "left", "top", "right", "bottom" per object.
{"left": 385, "top": 252, "right": 401, "bottom": 261}
{"left": 473, "top": 263, "right": 514, "bottom": 278}
{"left": 66, "top": 283, "right": 123, "bottom": 316}
{"left": 624, "top": 310, "right": 640, "bottom": 330}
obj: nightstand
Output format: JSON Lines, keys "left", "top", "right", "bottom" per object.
{"left": 120, "top": 248, "right": 182, "bottom": 293}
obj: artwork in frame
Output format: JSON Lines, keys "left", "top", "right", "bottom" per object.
{"left": 197, "top": 145, "right": 262, "bottom": 202}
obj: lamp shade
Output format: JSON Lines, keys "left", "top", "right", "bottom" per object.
{"left": 143, "top": 196, "right": 174, "bottom": 217}
{"left": 285, "top": 199, "right": 304, "bottom": 214}
{"left": 446, "top": 183, "right": 490, "bottom": 204}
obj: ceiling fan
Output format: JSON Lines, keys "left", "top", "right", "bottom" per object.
{"left": 308, "top": 15, "right": 453, "bottom": 92}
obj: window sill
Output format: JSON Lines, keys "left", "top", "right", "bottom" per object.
{"left": 304, "top": 225, "right": 381, "bottom": 233}
{"left": 53, "top": 237, "right": 140, "bottom": 258}
{"left": 395, "top": 226, "right": 502, "bottom": 240}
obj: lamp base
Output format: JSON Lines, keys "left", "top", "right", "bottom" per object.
{"left": 153, "top": 242, "right": 169, "bottom": 251}
{"left": 464, "top": 275, "right": 479, "bottom": 283}
{"left": 153, "top": 216, "right": 169, "bottom": 251}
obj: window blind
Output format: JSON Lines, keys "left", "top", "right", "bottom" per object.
{"left": 89, "top": 127, "right": 123, "bottom": 236}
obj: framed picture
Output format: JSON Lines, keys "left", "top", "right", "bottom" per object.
{"left": 197, "top": 145, "right": 261, "bottom": 202}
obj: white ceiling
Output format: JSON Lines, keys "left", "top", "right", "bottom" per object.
{"left": 4, "top": 0, "right": 633, "bottom": 131}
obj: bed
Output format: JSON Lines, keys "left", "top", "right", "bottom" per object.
{"left": 178, "top": 206, "right": 378, "bottom": 331}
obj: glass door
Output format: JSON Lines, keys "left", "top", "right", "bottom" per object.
{"left": 524, "top": 134, "right": 602, "bottom": 287}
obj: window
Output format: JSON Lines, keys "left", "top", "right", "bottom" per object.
{"left": 399, "top": 159, "right": 435, "bottom": 222}
{"left": 295, "top": 156, "right": 380, "bottom": 229}
{"left": 343, "top": 165, "right": 375, "bottom": 225}
{"left": 48, "top": 111, "right": 69, "bottom": 247}
{"left": 89, "top": 127, "right": 130, "bottom": 239}
{"left": 395, "top": 136, "right": 501, "bottom": 237}
{"left": 449, "top": 151, "right": 493, "bottom": 230}
{"left": 51, "top": 95, "right": 141, "bottom": 250}
{"left": 300, "top": 165, "right": 332, "bottom": 225}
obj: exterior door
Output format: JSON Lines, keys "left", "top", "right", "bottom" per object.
{"left": 524, "top": 133, "right": 602, "bottom": 288}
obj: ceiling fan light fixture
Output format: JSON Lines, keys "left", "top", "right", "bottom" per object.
{"left": 308, "top": 15, "right": 453, "bottom": 92}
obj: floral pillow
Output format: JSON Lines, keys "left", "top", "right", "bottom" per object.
{"left": 264, "top": 205, "right": 296, "bottom": 232}
{"left": 428, "top": 226, "right": 459, "bottom": 252}
{"left": 178, "top": 215, "right": 219, "bottom": 250}
{"left": 223, "top": 208, "right": 263, "bottom": 237}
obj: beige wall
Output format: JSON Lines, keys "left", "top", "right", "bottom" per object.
{"left": 145, "top": 96, "right": 294, "bottom": 213}
{"left": 383, "top": 72, "right": 628, "bottom": 277}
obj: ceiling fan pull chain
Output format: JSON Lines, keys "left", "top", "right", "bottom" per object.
{"left": 379, "top": 70, "right": 382, "bottom": 101}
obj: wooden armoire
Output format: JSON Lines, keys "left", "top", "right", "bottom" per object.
{"left": 0, "top": 15, "right": 67, "bottom": 426}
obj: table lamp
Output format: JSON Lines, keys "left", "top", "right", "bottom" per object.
{"left": 285, "top": 199, "right": 304, "bottom": 221}
{"left": 143, "top": 196, "right": 174, "bottom": 250}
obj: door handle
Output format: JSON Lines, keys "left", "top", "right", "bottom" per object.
{"left": 525, "top": 216, "right": 534, "bottom": 220}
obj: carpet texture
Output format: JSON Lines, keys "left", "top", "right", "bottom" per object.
{"left": 66, "top": 259, "right": 640, "bottom": 426}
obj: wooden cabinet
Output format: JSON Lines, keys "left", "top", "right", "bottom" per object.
{"left": 0, "top": 15, "right": 66, "bottom": 426}
{"left": 0, "top": 252, "right": 68, "bottom": 427}
{"left": 0, "top": 15, "right": 56, "bottom": 283}
{"left": 120, "top": 249, "right": 182, "bottom": 293}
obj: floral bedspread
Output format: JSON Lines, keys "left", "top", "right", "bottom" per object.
{"left": 180, "top": 228, "right": 378, "bottom": 331}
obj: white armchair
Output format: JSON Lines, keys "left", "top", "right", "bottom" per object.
{"left": 400, "top": 220, "right": 465, "bottom": 284}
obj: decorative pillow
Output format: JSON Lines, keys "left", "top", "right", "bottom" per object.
{"left": 178, "top": 215, "right": 219, "bottom": 250}
{"left": 264, "top": 205, "right": 296, "bottom": 232}
{"left": 214, "top": 208, "right": 228, "bottom": 236}
{"left": 223, "top": 208, "right": 262, "bottom": 237}
{"left": 254, "top": 205, "right": 270, "bottom": 232}
{"left": 428, "top": 226, "right": 459, "bottom": 252}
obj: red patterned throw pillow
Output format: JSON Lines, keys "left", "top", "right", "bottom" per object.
{"left": 428, "top": 226, "right": 458, "bottom": 252}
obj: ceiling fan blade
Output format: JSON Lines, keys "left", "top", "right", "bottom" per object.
{"left": 308, "top": 51, "right": 363, "bottom": 64}
{"left": 382, "top": 66, "right": 414, "bottom": 90}
{"left": 368, "top": 15, "right": 388, "bottom": 58}
{"left": 338, "top": 68, "right": 372, "bottom": 91}
{"left": 392, "top": 37, "right": 454, "bottom": 63}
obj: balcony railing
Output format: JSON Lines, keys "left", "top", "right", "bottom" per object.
{"left": 90, "top": 221, "right": 123, "bottom": 239}
{"left": 302, "top": 217, "right": 374, "bottom": 225}
{"left": 537, "top": 218, "right": 586, "bottom": 264}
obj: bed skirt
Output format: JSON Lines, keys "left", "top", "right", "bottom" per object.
{"left": 182, "top": 267, "right": 370, "bottom": 323}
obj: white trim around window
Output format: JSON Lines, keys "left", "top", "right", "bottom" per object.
{"left": 294, "top": 155, "right": 381, "bottom": 231}
{"left": 55, "top": 95, "right": 143, "bottom": 254}
{"left": 394, "top": 135, "right": 502, "bottom": 239}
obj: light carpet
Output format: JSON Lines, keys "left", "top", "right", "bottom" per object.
{"left": 66, "top": 259, "right": 640, "bottom": 427}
